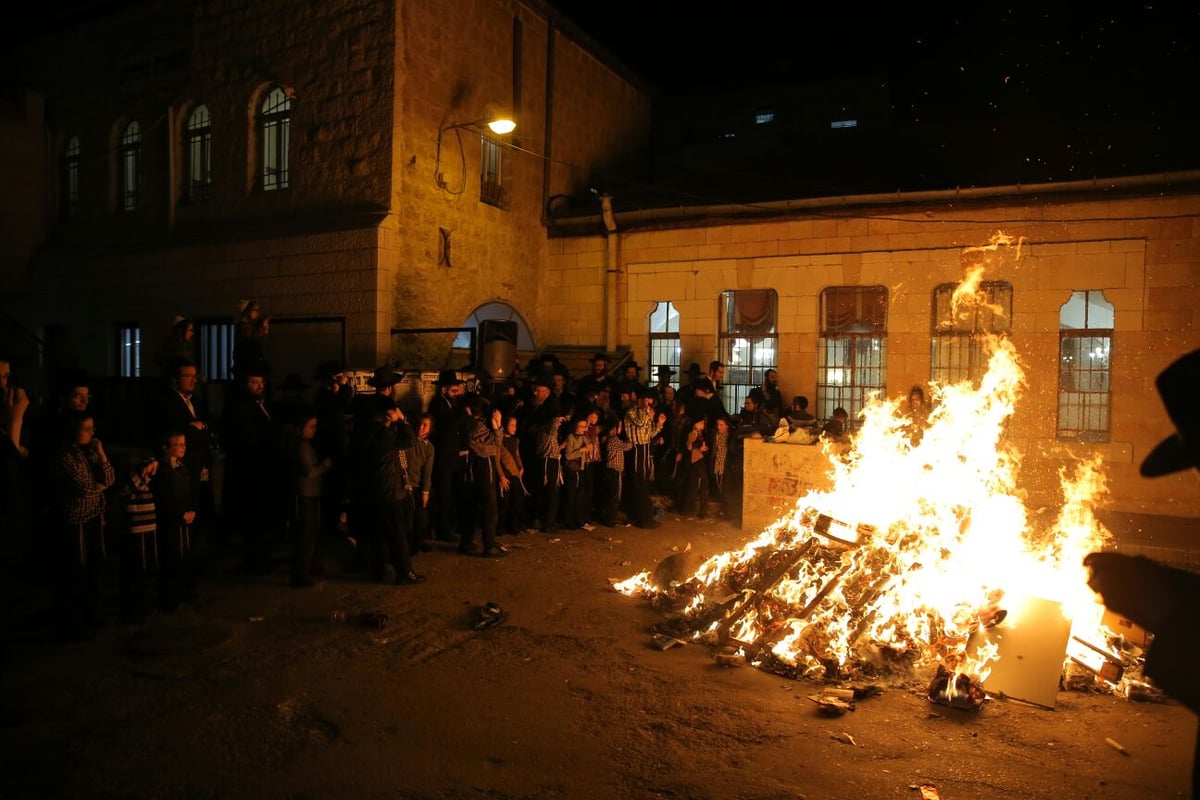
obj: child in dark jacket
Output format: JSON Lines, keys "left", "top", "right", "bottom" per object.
{"left": 152, "top": 431, "right": 197, "bottom": 611}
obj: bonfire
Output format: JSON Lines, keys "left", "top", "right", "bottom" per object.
{"left": 615, "top": 238, "right": 1151, "bottom": 705}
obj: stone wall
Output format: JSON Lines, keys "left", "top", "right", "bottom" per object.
{"left": 740, "top": 438, "right": 836, "bottom": 534}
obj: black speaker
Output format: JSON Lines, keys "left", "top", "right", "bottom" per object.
{"left": 478, "top": 319, "right": 518, "bottom": 380}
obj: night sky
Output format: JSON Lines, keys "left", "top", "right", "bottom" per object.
{"left": 548, "top": 2, "right": 1200, "bottom": 199}
{"left": 8, "top": 3, "right": 1199, "bottom": 198}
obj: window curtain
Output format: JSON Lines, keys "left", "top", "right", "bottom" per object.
{"left": 823, "top": 287, "right": 887, "bottom": 333}
{"left": 731, "top": 290, "right": 775, "bottom": 334}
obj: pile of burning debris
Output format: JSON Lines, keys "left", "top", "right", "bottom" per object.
{"left": 614, "top": 271, "right": 1165, "bottom": 710}
{"left": 619, "top": 506, "right": 1160, "bottom": 710}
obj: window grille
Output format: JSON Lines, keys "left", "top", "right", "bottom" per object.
{"left": 931, "top": 281, "right": 1013, "bottom": 385}
{"left": 197, "top": 320, "right": 234, "bottom": 381}
{"left": 116, "top": 324, "right": 141, "bottom": 377}
{"left": 186, "top": 104, "right": 212, "bottom": 202}
{"left": 120, "top": 121, "right": 142, "bottom": 211}
{"left": 648, "top": 301, "right": 681, "bottom": 388}
{"left": 62, "top": 135, "right": 80, "bottom": 219}
{"left": 718, "top": 290, "right": 778, "bottom": 412}
{"left": 1058, "top": 290, "right": 1113, "bottom": 442}
{"left": 480, "top": 134, "right": 508, "bottom": 208}
{"left": 817, "top": 285, "right": 887, "bottom": 425}
{"left": 259, "top": 88, "right": 290, "bottom": 191}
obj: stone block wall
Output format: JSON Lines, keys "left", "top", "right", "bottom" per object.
{"left": 741, "top": 439, "right": 836, "bottom": 534}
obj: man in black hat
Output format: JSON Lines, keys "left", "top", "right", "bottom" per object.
{"left": 221, "top": 364, "right": 285, "bottom": 573}
{"left": 621, "top": 360, "right": 642, "bottom": 386}
{"left": 313, "top": 360, "right": 353, "bottom": 540}
{"left": 576, "top": 352, "right": 616, "bottom": 401}
{"left": 458, "top": 397, "right": 510, "bottom": 557}
{"left": 358, "top": 391, "right": 423, "bottom": 584}
{"left": 347, "top": 365, "right": 402, "bottom": 570}
{"left": 675, "top": 362, "right": 704, "bottom": 411}
{"left": 651, "top": 364, "right": 675, "bottom": 409}
{"left": 1085, "top": 350, "right": 1200, "bottom": 796}
{"left": 428, "top": 369, "right": 466, "bottom": 543}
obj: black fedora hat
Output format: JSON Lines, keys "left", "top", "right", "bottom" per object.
{"left": 313, "top": 360, "right": 344, "bottom": 381}
{"left": 654, "top": 365, "right": 675, "bottom": 378}
{"left": 684, "top": 362, "right": 703, "bottom": 377}
{"left": 1141, "top": 349, "right": 1200, "bottom": 477}
{"left": 367, "top": 365, "right": 403, "bottom": 388}
{"left": 433, "top": 368, "right": 463, "bottom": 387}
{"left": 589, "top": 352, "right": 608, "bottom": 363}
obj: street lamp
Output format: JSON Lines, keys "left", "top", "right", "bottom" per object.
{"left": 435, "top": 112, "right": 516, "bottom": 190}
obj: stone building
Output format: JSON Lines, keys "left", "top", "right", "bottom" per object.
{"left": 1, "top": 0, "right": 651, "bottom": 381}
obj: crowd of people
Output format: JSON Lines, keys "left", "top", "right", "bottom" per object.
{"left": 0, "top": 310, "right": 854, "bottom": 643}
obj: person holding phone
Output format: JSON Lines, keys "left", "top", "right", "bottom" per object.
{"left": 52, "top": 412, "right": 115, "bottom": 639}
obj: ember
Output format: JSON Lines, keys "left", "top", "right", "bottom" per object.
{"left": 616, "top": 233, "right": 1151, "bottom": 704}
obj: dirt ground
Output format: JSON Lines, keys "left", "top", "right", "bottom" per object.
{"left": 2, "top": 512, "right": 1196, "bottom": 800}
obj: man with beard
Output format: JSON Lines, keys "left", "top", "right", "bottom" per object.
{"left": 575, "top": 352, "right": 615, "bottom": 402}
{"left": 427, "top": 369, "right": 465, "bottom": 543}
{"left": 220, "top": 366, "right": 283, "bottom": 573}
{"left": 158, "top": 359, "right": 215, "bottom": 537}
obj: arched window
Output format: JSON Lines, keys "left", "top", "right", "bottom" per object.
{"left": 648, "top": 301, "right": 681, "bottom": 388}
{"left": 186, "top": 104, "right": 212, "bottom": 201}
{"left": 61, "top": 135, "right": 80, "bottom": 219}
{"left": 452, "top": 302, "right": 535, "bottom": 351}
{"left": 817, "top": 285, "right": 887, "bottom": 425}
{"left": 258, "top": 87, "right": 290, "bottom": 191}
{"left": 1058, "top": 290, "right": 1113, "bottom": 442}
{"left": 719, "top": 289, "right": 778, "bottom": 412}
{"left": 119, "top": 120, "right": 142, "bottom": 211}
{"left": 931, "top": 281, "right": 1013, "bottom": 385}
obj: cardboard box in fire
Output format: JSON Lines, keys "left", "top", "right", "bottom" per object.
{"left": 1100, "top": 608, "right": 1152, "bottom": 649}
{"left": 344, "top": 369, "right": 480, "bottom": 415}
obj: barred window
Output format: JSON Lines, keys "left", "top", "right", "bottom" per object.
{"left": 1058, "top": 290, "right": 1113, "bottom": 442}
{"left": 186, "top": 104, "right": 212, "bottom": 202}
{"left": 259, "top": 87, "right": 290, "bottom": 191}
{"left": 931, "top": 281, "right": 1013, "bottom": 385}
{"left": 718, "top": 290, "right": 777, "bottom": 412}
{"left": 119, "top": 121, "right": 142, "bottom": 211}
{"left": 197, "top": 320, "right": 235, "bottom": 381}
{"left": 648, "top": 301, "right": 681, "bottom": 388}
{"left": 480, "top": 134, "right": 509, "bottom": 208}
{"left": 818, "top": 285, "right": 887, "bottom": 425}
{"left": 116, "top": 323, "right": 141, "bottom": 377}
{"left": 62, "top": 135, "right": 81, "bottom": 219}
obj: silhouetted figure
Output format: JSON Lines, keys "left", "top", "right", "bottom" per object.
{"left": 1085, "top": 349, "right": 1200, "bottom": 797}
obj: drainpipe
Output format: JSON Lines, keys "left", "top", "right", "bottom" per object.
{"left": 166, "top": 104, "right": 177, "bottom": 231}
{"left": 540, "top": 21, "right": 555, "bottom": 226}
{"left": 601, "top": 194, "right": 618, "bottom": 352}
